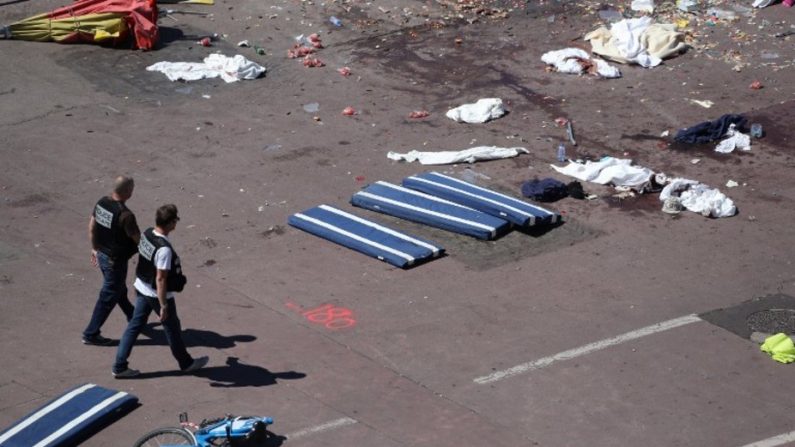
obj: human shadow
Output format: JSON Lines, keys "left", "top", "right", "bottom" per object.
{"left": 137, "top": 327, "right": 256, "bottom": 349}
{"left": 132, "top": 356, "right": 306, "bottom": 388}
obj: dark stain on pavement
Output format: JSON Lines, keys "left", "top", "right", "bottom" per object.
{"left": 8, "top": 193, "right": 51, "bottom": 208}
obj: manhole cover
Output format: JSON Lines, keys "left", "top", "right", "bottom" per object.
{"left": 746, "top": 309, "right": 795, "bottom": 334}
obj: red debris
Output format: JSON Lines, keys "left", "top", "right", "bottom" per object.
{"left": 408, "top": 110, "right": 430, "bottom": 119}
{"left": 287, "top": 44, "right": 315, "bottom": 59}
{"left": 302, "top": 56, "right": 325, "bottom": 67}
{"left": 355, "top": 175, "right": 366, "bottom": 182}
{"left": 199, "top": 37, "right": 211, "bottom": 47}
{"left": 554, "top": 117, "right": 569, "bottom": 127}
{"left": 749, "top": 80, "right": 763, "bottom": 90}
{"left": 342, "top": 107, "right": 356, "bottom": 116}
{"left": 337, "top": 67, "right": 352, "bottom": 76}
{"left": 308, "top": 33, "right": 323, "bottom": 48}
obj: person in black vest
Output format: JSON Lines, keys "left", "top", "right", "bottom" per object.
{"left": 112, "top": 204, "right": 208, "bottom": 378}
{"left": 82, "top": 176, "right": 139, "bottom": 346}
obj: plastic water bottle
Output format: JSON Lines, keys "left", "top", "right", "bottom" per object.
{"left": 329, "top": 16, "right": 342, "bottom": 27}
{"left": 556, "top": 143, "right": 566, "bottom": 162}
{"left": 750, "top": 123, "right": 763, "bottom": 139}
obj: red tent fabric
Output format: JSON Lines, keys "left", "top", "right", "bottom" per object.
{"left": 47, "top": 0, "right": 158, "bottom": 49}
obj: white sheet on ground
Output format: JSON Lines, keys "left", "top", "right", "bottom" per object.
{"left": 541, "top": 48, "right": 621, "bottom": 78}
{"left": 147, "top": 54, "right": 266, "bottom": 83}
{"left": 445, "top": 98, "right": 506, "bottom": 123}
{"left": 715, "top": 124, "right": 751, "bottom": 153}
{"left": 659, "top": 178, "right": 736, "bottom": 217}
{"left": 387, "top": 146, "right": 528, "bottom": 165}
{"left": 631, "top": 0, "right": 655, "bottom": 12}
{"left": 584, "top": 17, "right": 686, "bottom": 68}
{"left": 550, "top": 157, "right": 654, "bottom": 189}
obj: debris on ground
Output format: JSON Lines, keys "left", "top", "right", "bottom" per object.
{"left": 387, "top": 146, "right": 529, "bottom": 165}
{"left": 521, "top": 178, "right": 569, "bottom": 202}
{"left": 715, "top": 124, "right": 751, "bottom": 153}
{"left": 761, "top": 333, "right": 795, "bottom": 363}
{"left": 303, "top": 56, "right": 324, "bottom": 67}
{"left": 446, "top": 98, "right": 506, "bottom": 123}
{"left": 337, "top": 67, "right": 352, "bottom": 76}
{"left": 408, "top": 110, "right": 430, "bottom": 119}
{"left": 541, "top": 48, "right": 621, "bottom": 78}
{"left": 674, "top": 114, "right": 747, "bottom": 144}
{"left": 146, "top": 54, "right": 266, "bottom": 82}
{"left": 688, "top": 99, "right": 714, "bottom": 108}
{"left": 550, "top": 157, "right": 655, "bottom": 191}
{"left": 342, "top": 107, "right": 356, "bottom": 116}
{"left": 585, "top": 17, "right": 687, "bottom": 67}
{"left": 659, "top": 178, "right": 736, "bottom": 217}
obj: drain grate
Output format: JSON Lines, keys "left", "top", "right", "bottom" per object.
{"left": 747, "top": 309, "right": 795, "bottom": 334}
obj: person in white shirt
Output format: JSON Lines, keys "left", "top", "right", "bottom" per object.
{"left": 112, "top": 204, "right": 208, "bottom": 378}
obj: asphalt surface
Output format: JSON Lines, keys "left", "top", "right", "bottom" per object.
{"left": 1, "top": 0, "right": 795, "bottom": 446}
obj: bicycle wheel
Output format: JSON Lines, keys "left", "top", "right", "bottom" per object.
{"left": 133, "top": 427, "right": 197, "bottom": 447}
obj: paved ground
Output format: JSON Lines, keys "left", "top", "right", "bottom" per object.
{"left": 1, "top": 0, "right": 795, "bottom": 446}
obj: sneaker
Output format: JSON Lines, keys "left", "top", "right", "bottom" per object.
{"left": 112, "top": 368, "right": 140, "bottom": 379}
{"left": 184, "top": 356, "right": 209, "bottom": 373}
{"left": 82, "top": 334, "right": 114, "bottom": 346}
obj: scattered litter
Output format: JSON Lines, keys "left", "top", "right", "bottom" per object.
{"left": 689, "top": 99, "right": 714, "bottom": 108}
{"left": 566, "top": 121, "right": 577, "bottom": 146}
{"left": 237, "top": 40, "right": 250, "bottom": 47}
{"left": 408, "top": 110, "right": 430, "bottom": 119}
{"left": 726, "top": 180, "right": 739, "bottom": 188}
{"left": 541, "top": 48, "right": 621, "bottom": 78}
{"left": 749, "top": 80, "right": 763, "bottom": 90}
{"left": 329, "top": 16, "right": 342, "bottom": 27}
{"left": 287, "top": 45, "right": 314, "bottom": 58}
{"left": 555, "top": 117, "right": 569, "bottom": 127}
{"left": 387, "top": 146, "right": 529, "bottom": 165}
{"left": 342, "top": 106, "right": 356, "bottom": 116}
{"left": 661, "top": 196, "right": 683, "bottom": 214}
{"left": 198, "top": 36, "right": 211, "bottom": 47}
{"left": 201, "top": 94, "right": 211, "bottom": 99}
{"left": 446, "top": 98, "right": 506, "bottom": 123}
{"left": 146, "top": 54, "right": 266, "bottom": 83}
{"left": 337, "top": 67, "right": 351, "bottom": 76}
{"left": 750, "top": 123, "right": 764, "bottom": 139}
{"left": 753, "top": 0, "right": 775, "bottom": 8}
{"left": 761, "top": 50, "right": 780, "bottom": 59}
{"left": 550, "top": 157, "right": 655, "bottom": 191}
{"left": 715, "top": 124, "right": 751, "bottom": 153}
{"left": 585, "top": 17, "right": 687, "bottom": 68}
{"left": 761, "top": 333, "right": 795, "bottom": 363}
{"left": 521, "top": 178, "right": 569, "bottom": 202}
{"left": 674, "top": 114, "right": 746, "bottom": 144}
{"left": 303, "top": 102, "right": 320, "bottom": 113}
{"left": 631, "top": 0, "right": 655, "bottom": 13}
{"left": 660, "top": 130, "right": 670, "bottom": 137}
{"left": 677, "top": 0, "right": 698, "bottom": 11}
{"left": 659, "top": 178, "right": 736, "bottom": 218}
{"left": 690, "top": 158, "right": 700, "bottom": 164}
{"left": 303, "top": 56, "right": 324, "bottom": 67}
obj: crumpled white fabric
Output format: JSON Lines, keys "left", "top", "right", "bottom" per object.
{"left": 541, "top": 48, "right": 621, "bottom": 78}
{"left": 715, "top": 124, "right": 751, "bottom": 153}
{"left": 446, "top": 98, "right": 506, "bottom": 123}
{"left": 631, "top": 0, "right": 655, "bottom": 12}
{"left": 752, "top": 0, "right": 774, "bottom": 8}
{"left": 387, "top": 146, "right": 528, "bottom": 165}
{"left": 147, "top": 54, "right": 266, "bottom": 83}
{"left": 550, "top": 157, "right": 654, "bottom": 190}
{"left": 608, "top": 17, "right": 660, "bottom": 67}
{"left": 659, "top": 178, "right": 736, "bottom": 218}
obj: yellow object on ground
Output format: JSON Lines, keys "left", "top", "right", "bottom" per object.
{"left": 761, "top": 333, "right": 795, "bottom": 364}
{"left": 7, "top": 12, "right": 127, "bottom": 43}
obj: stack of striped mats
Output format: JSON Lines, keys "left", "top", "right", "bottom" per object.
{"left": 0, "top": 383, "right": 138, "bottom": 447}
{"left": 288, "top": 172, "right": 560, "bottom": 269}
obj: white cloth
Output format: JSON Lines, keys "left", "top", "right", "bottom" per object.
{"left": 609, "top": 17, "right": 660, "bottom": 67}
{"left": 445, "top": 98, "right": 506, "bottom": 123}
{"left": 631, "top": 0, "right": 655, "bottom": 12}
{"left": 659, "top": 178, "right": 736, "bottom": 218}
{"left": 550, "top": 157, "right": 654, "bottom": 190}
{"left": 715, "top": 124, "right": 751, "bottom": 153}
{"left": 134, "top": 230, "right": 176, "bottom": 299}
{"left": 147, "top": 54, "right": 266, "bottom": 83}
{"left": 541, "top": 48, "right": 621, "bottom": 78}
{"left": 387, "top": 146, "right": 528, "bottom": 165}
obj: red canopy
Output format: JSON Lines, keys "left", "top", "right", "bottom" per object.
{"left": 47, "top": 0, "right": 158, "bottom": 49}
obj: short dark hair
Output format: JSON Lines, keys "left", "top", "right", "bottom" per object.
{"left": 155, "top": 204, "right": 179, "bottom": 227}
{"left": 113, "top": 176, "right": 134, "bottom": 196}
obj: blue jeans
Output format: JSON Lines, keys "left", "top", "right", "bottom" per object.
{"left": 113, "top": 292, "right": 194, "bottom": 373}
{"left": 83, "top": 251, "right": 134, "bottom": 338}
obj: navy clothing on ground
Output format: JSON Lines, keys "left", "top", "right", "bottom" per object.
{"left": 521, "top": 178, "right": 569, "bottom": 202}
{"left": 674, "top": 114, "right": 747, "bottom": 144}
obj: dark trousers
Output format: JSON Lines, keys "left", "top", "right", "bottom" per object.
{"left": 113, "top": 291, "right": 193, "bottom": 373}
{"left": 83, "top": 251, "right": 134, "bottom": 338}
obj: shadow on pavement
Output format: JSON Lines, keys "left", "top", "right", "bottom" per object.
{"left": 132, "top": 356, "right": 307, "bottom": 388}
{"left": 137, "top": 326, "right": 257, "bottom": 349}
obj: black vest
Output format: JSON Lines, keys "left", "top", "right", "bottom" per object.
{"left": 136, "top": 228, "right": 187, "bottom": 293}
{"left": 93, "top": 197, "right": 137, "bottom": 260}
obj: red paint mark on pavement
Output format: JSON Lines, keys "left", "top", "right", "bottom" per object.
{"left": 285, "top": 302, "right": 356, "bottom": 330}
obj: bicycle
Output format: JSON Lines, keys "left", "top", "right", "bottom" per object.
{"left": 133, "top": 412, "right": 275, "bottom": 447}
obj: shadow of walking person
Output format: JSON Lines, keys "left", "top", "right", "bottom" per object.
{"left": 137, "top": 327, "right": 256, "bottom": 349}
{"left": 196, "top": 357, "right": 306, "bottom": 388}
